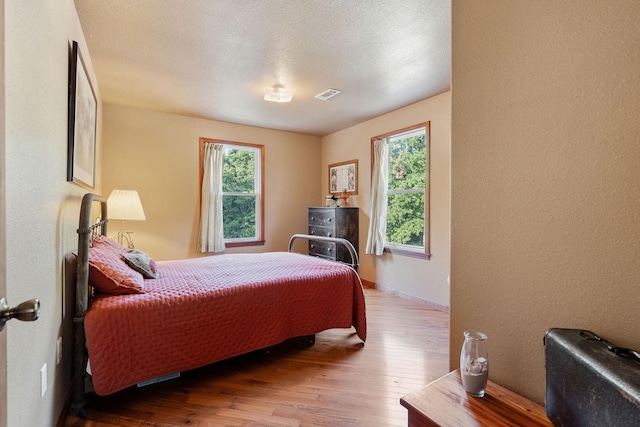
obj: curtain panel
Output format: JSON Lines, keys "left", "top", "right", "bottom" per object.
{"left": 365, "top": 137, "right": 389, "bottom": 255}
{"left": 198, "top": 142, "right": 226, "bottom": 253}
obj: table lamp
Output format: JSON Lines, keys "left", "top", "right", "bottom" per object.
{"left": 106, "top": 189, "right": 146, "bottom": 248}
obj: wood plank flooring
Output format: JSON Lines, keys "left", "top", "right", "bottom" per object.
{"left": 64, "top": 287, "right": 450, "bottom": 427}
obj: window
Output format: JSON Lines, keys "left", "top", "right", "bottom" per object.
{"left": 370, "top": 123, "right": 430, "bottom": 258}
{"left": 199, "top": 138, "right": 265, "bottom": 247}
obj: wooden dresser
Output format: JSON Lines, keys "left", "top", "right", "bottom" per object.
{"left": 308, "top": 207, "right": 359, "bottom": 264}
{"left": 400, "top": 370, "right": 552, "bottom": 427}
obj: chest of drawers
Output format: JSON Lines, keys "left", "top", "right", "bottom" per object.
{"left": 308, "top": 207, "right": 359, "bottom": 265}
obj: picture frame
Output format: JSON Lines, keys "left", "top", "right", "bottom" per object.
{"left": 328, "top": 159, "right": 358, "bottom": 194}
{"left": 67, "top": 40, "right": 97, "bottom": 189}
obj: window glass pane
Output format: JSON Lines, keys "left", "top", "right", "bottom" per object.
{"left": 385, "top": 128, "right": 426, "bottom": 249}
{"left": 388, "top": 133, "right": 426, "bottom": 191}
{"left": 386, "top": 192, "right": 425, "bottom": 247}
{"left": 223, "top": 148, "right": 255, "bottom": 193}
{"left": 222, "top": 194, "right": 256, "bottom": 239}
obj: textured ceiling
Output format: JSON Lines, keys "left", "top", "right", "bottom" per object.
{"left": 75, "top": 0, "right": 450, "bottom": 136}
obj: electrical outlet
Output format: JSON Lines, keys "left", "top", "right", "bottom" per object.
{"left": 40, "top": 364, "right": 47, "bottom": 397}
{"left": 56, "top": 337, "right": 63, "bottom": 364}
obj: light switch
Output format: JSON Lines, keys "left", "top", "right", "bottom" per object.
{"left": 40, "top": 363, "right": 47, "bottom": 397}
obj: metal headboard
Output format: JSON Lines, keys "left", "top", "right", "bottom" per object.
{"left": 72, "top": 193, "right": 108, "bottom": 418}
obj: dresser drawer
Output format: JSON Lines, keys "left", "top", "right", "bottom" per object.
{"left": 308, "top": 225, "right": 335, "bottom": 238}
{"left": 308, "top": 240, "right": 336, "bottom": 259}
{"left": 308, "top": 209, "right": 336, "bottom": 227}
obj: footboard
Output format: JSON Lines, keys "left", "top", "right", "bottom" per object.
{"left": 288, "top": 233, "right": 359, "bottom": 272}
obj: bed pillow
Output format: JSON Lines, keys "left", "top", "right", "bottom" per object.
{"left": 87, "top": 236, "right": 145, "bottom": 295}
{"left": 123, "top": 249, "right": 158, "bottom": 279}
{"left": 93, "top": 235, "right": 126, "bottom": 254}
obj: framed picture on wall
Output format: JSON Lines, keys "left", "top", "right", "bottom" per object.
{"left": 329, "top": 159, "right": 358, "bottom": 194}
{"left": 67, "top": 40, "right": 97, "bottom": 189}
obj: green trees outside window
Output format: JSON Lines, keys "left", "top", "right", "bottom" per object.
{"left": 386, "top": 131, "right": 426, "bottom": 247}
{"left": 222, "top": 147, "right": 258, "bottom": 240}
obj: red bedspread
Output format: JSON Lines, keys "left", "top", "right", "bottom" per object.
{"left": 84, "top": 252, "right": 366, "bottom": 395}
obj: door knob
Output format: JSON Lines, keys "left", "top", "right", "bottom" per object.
{"left": 0, "top": 298, "right": 40, "bottom": 331}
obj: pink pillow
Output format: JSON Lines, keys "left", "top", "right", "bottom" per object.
{"left": 88, "top": 236, "right": 144, "bottom": 295}
{"left": 93, "top": 235, "right": 126, "bottom": 254}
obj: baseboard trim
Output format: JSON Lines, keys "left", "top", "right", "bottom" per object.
{"left": 361, "top": 279, "right": 449, "bottom": 313}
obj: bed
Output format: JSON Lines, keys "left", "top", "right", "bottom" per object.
{"left": 70, "top": 193, "right": 366, "bottom": 417}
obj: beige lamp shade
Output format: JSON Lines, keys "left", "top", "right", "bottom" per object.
{"left": 107, "top": 189, "right": 146, "bottom": 221}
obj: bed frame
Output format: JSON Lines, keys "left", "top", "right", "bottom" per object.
{"left": 288, "top": 233, "right": 359, "bottom": 272}
{"left": 70, "top": 193, "right": 360, "bottom": 417}
{"left": 71, "top": 193, "right": 108, "bottom": 417}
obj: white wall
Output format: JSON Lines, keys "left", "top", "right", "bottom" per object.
{"left": 322, "top": 92, "right": 451, "bottom": 309}
{"left": 102, "top": 105, "right": 322, "bottom": 261}
{"left": 451, "top": 0, "right": 640, "bottom": 403}
{"left": 4, "top": 1, "right": 101, "bottom": 425}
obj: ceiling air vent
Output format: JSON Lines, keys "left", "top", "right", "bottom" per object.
{"left": 314, "top": 88, "right": 341, "bottom": 101}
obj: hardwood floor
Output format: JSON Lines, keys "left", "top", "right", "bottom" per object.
{"left": 64, "top": 288, "right": 450, "bottom": 427}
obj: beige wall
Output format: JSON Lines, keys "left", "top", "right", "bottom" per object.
{"left": 4, "top": 1, "right": 102, "bottom": 425}
{"left": 322, "top": 92, "right": 451, "bottom": 309}
{"left": 451, "top": 1, "right": 640, "bottom": 404}
{"left": 102, "top": 105, "right": 322, "bottom": 261}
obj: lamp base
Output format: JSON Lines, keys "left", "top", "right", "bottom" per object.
{"left": 116, "top": 230, "right": 135, "bottom": 249}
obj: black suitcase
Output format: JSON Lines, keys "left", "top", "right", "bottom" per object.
{"left": 544, "top": 328, "right": 640, "bottom": 426}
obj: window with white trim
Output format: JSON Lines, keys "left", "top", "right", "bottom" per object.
{"left": 371, "top": 123, "right": 430, "bottom": 258}
{"left": 199, "top": 138, "right": 265, "bottom": 247}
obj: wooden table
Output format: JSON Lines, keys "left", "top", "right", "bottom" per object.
{"left": 400, "top": 370, "right": 552, "bottom": 427}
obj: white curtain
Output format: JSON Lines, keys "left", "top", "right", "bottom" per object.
{"left": 198, "top": 143, "right": 226, "bottom": 253}
{"left": 365, "top": 137, "right": 389, "bottom": 255}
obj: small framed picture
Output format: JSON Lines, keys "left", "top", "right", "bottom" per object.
{"left": 67, "top": 40, "right": 97, "bottom": 189}
{"left": 329, "top": 159, "right": 358, "bottom": 194}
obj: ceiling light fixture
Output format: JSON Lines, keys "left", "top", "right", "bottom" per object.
{"left": 314, "top": 88, "right": 341, "bottom": 101}
{"left": 264, "top": 84, "right": 293, "bottom": 103}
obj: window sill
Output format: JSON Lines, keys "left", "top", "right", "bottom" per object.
{"left": 225, "top": 240, "right": 265, "bottom": 248}
{"left": 384, "top": 247, "right": 431, "bottom": 260}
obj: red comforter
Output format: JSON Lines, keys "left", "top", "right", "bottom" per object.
{"left": 84, "top": 252, "right": 367, "bottom": 395}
